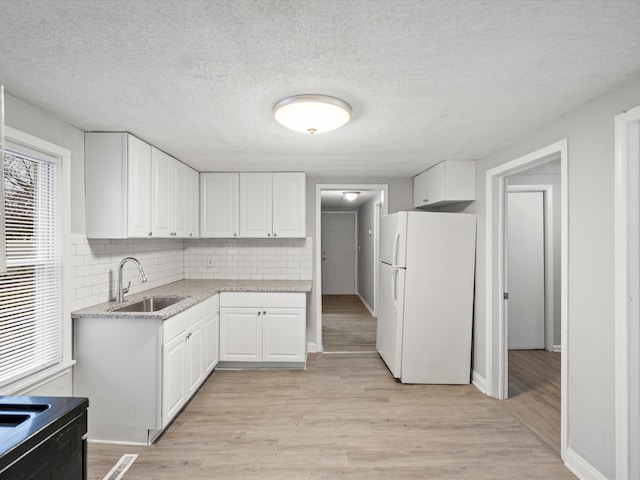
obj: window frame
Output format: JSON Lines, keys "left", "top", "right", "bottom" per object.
{"left": 0, "top": 126, "right": 72, "bottom": 394}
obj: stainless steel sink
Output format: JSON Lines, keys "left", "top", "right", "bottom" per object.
{"left": 114, "top": 296, "right": 186, "bottom": 313}
{"left": 0, "top": 403, "right": 50, "bottom": 431}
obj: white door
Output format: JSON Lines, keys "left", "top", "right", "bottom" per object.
{"left": 321, "top": 212, "right": 356, "bottom": 294}
{"left": 126, "top": 135, "right": 152, "bottom": 237}
{"left": 507, "top": 191, "right": 545, "bottom": 349}
{"left": 219, "top": 308, "right": 262, "bottom": 361}
{"left": 162, "top": 334, "right": 186, "bottom": 425}
{"left": 151, "top": 147, "right": 174, "bottom": 237}
{"left": 240, "top": 172, "right": 272, "bottom": 237}
{"left": 272, "top": 172, "right": 306, "bottom": 238}
{"left": 186, "top": 321, "right": 204, "bottom": 395}
{"left": 376, "top": 262, "right": 404, "bottom": 378}
{"left": 262, "top": 308, "right": 306, "bottom": 362}
{"left": 200, "top": 173, "right": 239, "bottom": 238}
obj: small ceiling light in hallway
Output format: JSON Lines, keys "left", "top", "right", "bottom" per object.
{"left": 343, "top": 191, "right": 360, "bottom": 201}
{"left": 273, "top": 94, "right": 352, "bottom": 134}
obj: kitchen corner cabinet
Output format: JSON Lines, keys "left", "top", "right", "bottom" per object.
{"left": 413, "top": 160, "right": 476, "bottom": 208}
{"left": 85, "top": 132, "right": 199, "bottom": 239}
{"left": 152, "top": 147, "right": 200, "bottom": 238}
{"left": 200, "top": 173, "right": 240, "bottom": 237}
{"left": 72, "top": 294, "right": 219, "bottom": 445}
{"left": 238, "top": 172, "right": 306, "bottom": 238}
{"left": 219, "top": 292, "right": 306, "bottom": 367}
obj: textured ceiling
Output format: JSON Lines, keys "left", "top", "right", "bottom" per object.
{"left": 1, "top": 0, "right": 640, "bottom": 177}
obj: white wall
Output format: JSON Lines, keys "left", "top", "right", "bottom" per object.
{"left": 467, "top": 74, "right": 640, "bottom": 478}
{"left": 357, "top": 192, "right": 382, "bottom": 311}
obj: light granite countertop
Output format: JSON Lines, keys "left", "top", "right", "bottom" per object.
{"left": 71, "top": 279, "right": 313, "bottom": 320}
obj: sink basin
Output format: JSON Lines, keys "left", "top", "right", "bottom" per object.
{"left": 0, "top": 414, "right": 31, "bottom": 428}
{"left": 0, "top": 403, "right": 50, "bottom": 431}
{"left": 114, "top": 296, "right": 186, "bottom": 313}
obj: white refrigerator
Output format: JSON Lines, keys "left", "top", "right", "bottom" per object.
{"left": 376, "top": 211, "right": 476, "bottom": 384}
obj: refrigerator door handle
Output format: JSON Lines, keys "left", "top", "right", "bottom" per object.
{"left": 392, "top": 233, "right": 401, "bottom": 267}
{"left": 392, "top": 268, "right": 398, "bottom": 310}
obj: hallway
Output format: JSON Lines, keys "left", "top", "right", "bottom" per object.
{"left": 322, "top": 295, "right": 377, "bottom": 352}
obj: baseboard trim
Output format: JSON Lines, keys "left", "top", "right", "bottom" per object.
{"left": 472, "top": 370, "right": 487, "bottom": 395}
{"left": 357, "top": 293, "right": 375, "bottom": 316}
{"left": 307, "top": 342, "right": 320, "bottom": 353}
{"left": 564, "top": 447, "right": 608, "bottom": 480}
{"left": 553, "top": 344, "right": 562, "bottom": 353}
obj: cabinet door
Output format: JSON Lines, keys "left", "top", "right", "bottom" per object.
{"left": 239, "top": 173, "right": 273, "bottom": 238}
{"left": 188, "top": 168, "right": 200, "bottom": 238}
{"left": 162, "top": 334, "right": 186, "bottom": 426}
{"left": 186, "top": 321, "right": 204, "bottom": 395}
{"left": 425, "top": 162, "right": 446, "bottom": 205}
{"left": 413, "top": 170, "right": 428, "bottom": 208}
{"left": 200, "top": 173, "right": 239, "bottom": 237}
{"left": 204, "top": 310, "right": 219, "bottom": 374}
{"left": 173, "top": 162, "right": 189, "bottom": 238}
{"left": 262, "top": 308, "right": 306, "bottom": 362}
{"left": 127, "top": 135, "right": 152, "bottom": 237}
{"left": 219, "top": 308, "right": 261, "bottom": 361}
{"left": 151, "top": 147, "right": 174, "bottom": 237}
{"left": 272, "top": 172, "right": 306, "bottom": 238}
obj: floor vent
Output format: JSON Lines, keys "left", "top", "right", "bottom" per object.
{"left": 103, "top": 453, "right": 138, "bottom": 480}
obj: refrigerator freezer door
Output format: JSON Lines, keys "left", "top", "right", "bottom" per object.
{"left": 376, "top": 262, "right": 405, "bottom": 378}
{"left": 380, "top": 212, "right": 407, "bottom": 267}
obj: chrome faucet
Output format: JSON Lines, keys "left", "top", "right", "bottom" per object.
{"left": 117, "top": 257, "right": 147, "bottom": 303}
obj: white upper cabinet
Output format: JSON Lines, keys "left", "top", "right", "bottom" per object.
{"left": 200, "top": 173, "right": 239, "bottom": 238}
{"left": 127, "top": 136, "right": 153, "bottom": 237}
{"left": 151, "top": 147, "right": 174, "bottom": 237}
{"left": 187, "top": 167, "right": 200, "bottom": 238}
{"left": 86, "top": 132, "right": 152, "bottom": 238}
{"left": 240, "top": 173, "right": 273, "bottom": 238}
{"left": 238, "top": 172, "right": 306, "bottom": 238}
{"left": 413, "top": 160, "right": 476, "bottom": 208}
{"left": 273, "top": 172, "right": 306, "bottom": 238}
{"left": 85, "top": 132, "right": 199, "bottom": 239}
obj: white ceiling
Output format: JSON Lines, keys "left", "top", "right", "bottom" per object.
{"left": 1, "top": 1, "right": 640, "bottom": 177}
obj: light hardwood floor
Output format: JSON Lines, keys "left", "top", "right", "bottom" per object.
{"left": 506, "top": 349, "right": 562, "bottom": 456}
{"left": 322, "top": 295, "right": 377, "bottom": 352}
{"left": 87, "top": 351, "right": 574, "bottom": 479}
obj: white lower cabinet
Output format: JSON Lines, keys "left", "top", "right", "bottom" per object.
{"left": 219, "top": 292, "right": 306, "bottom": 366}
{"left": 73, "top": 293, "right": 219, "bottom": 445}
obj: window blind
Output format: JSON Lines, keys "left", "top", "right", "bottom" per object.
{"left": 0, "top": 147, "right": 61, "bottom": 387}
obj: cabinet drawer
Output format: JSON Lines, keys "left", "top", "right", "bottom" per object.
{"left": 220, "top": 292, "right": 305, "bottom": 308}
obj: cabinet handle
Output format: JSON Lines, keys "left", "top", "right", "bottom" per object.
{"left": 263, "top": 310, "right": 267, "bottom": 315}
{"left": 233, "top": 233, "right": 237, "bottom": 237}
{"left": 257, "top": 311, "right": 261, "bottom": 316}
{"left": 267, "top": 233, "right": 271, "bottom": 237}
{"left": 274, "top": 233, "right": 277, "bottom": 237}
{"left": 423, "top": 198, "right": 427, "bottom": 202}
{"left": 148, "top": 232, "right": 153, "bottom": 237}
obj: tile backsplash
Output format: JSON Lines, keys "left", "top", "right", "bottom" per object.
{"left": 183, "top": 237, "right": 312, "bottom": 280}
{"left": 70, "top": 234, "right": 185, "bottom": 311}
{"left": 71, "top": 235, "right": 313, "bottom": 311}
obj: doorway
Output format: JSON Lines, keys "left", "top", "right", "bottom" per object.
{"left": 504, "top": 178, "right": 561, "bottom": 456}
{"left": 484, "top": 139, "right": 568, "bottom": 460}
{"left": 314, "top": 184, "right": 388, "bottom": 352}
{"left": 614, "top": 105, "right": 640, "bottom": 479}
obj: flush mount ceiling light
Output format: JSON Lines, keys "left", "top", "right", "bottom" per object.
{"left": 273, "top": 94, "right": 352, "bottom": 134}
{"left": 343, "top": 191, "right": 360, "bottom": 201}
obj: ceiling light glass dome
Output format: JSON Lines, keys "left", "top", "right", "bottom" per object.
{"left": 273, "top": 94, "right": 352, "bottom": 134}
